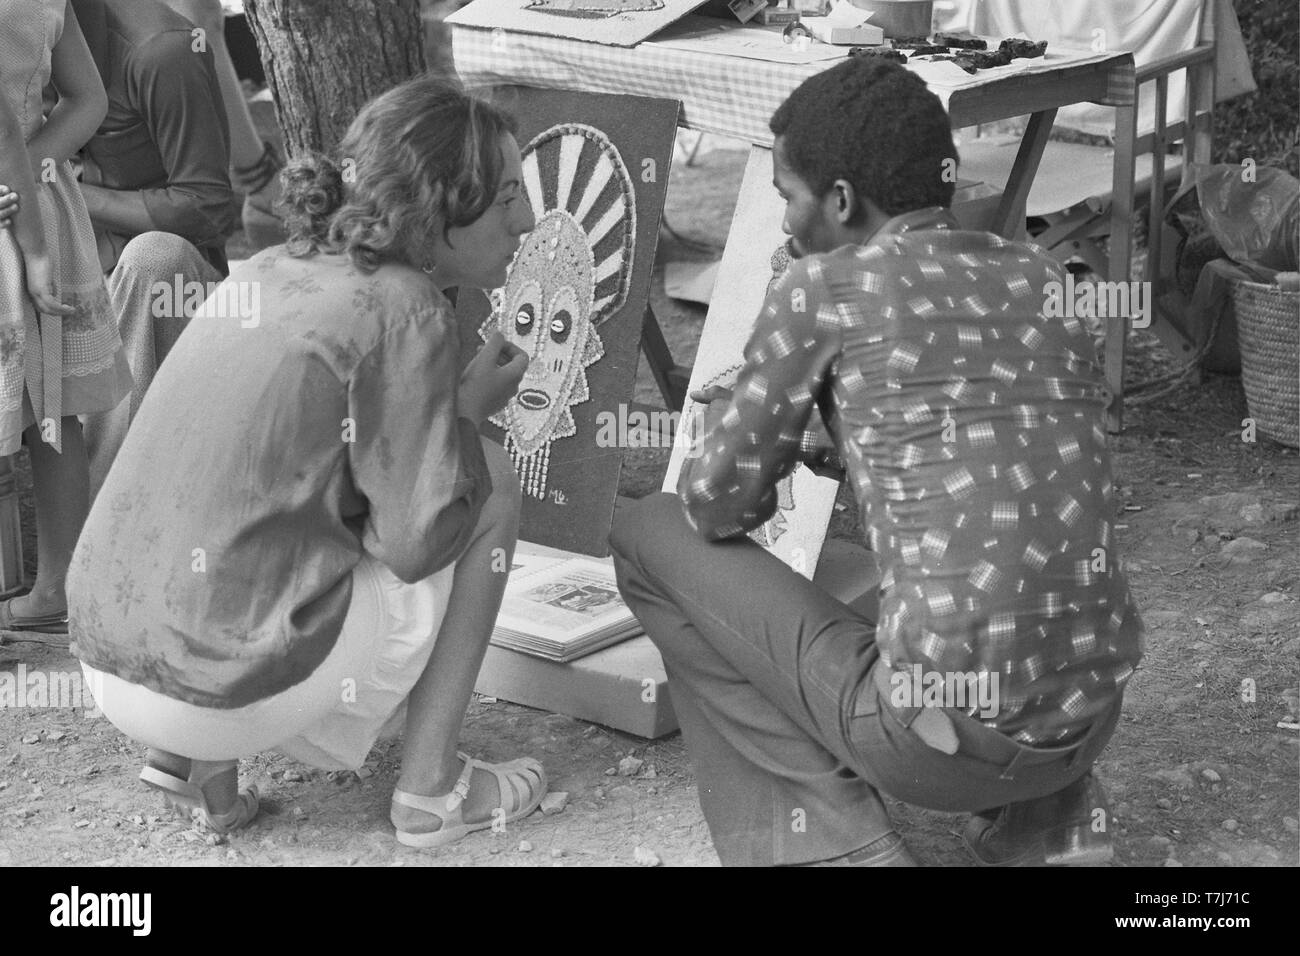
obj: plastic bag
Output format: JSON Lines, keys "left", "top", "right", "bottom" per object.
{"left": 1190, "top": 163, "right": 1299, "bottom": 276}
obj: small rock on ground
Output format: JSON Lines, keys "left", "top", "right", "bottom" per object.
{"left": 540, "top": 791, "right": 569, "bottom": 816}
{"left": 633, "top": 845, "right": 661, "bottom": 867}
{"left": 618, "top": 756, "right": 644, "bottom": 776}
{"left": 1150, "top": 767, "right": 1195, "bottom": 789}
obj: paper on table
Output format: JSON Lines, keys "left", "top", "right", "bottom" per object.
{"left": 650, "top": 14, "right": 846, "bottom": 63}
{"left": 905, "top": 41, "right": 1107, "bottom": 93}
{"left": 907, "top": 57, "right": 1028, "bottom": 88}
{"left": 825, "top": 0, "right": 872, "bottom": 27}
{"left": 804, "top": 0, "right": 884, "bottom": 45}
{"left": 446, "top": 0, "right": 711, "bottom": 49}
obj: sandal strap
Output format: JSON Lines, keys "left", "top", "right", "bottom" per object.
{"left": 391, "top": 787, "right": 465, "bottom": 831}
{"left": 450, "top": 751, "right": 475, "bottom": 809}
{"left": 392, "top": 755, "right": 544, "bottom": 823}
{"left": 201, "top": 786, "right": 260, "bottom": 834}
{"left": 391, "top": 752, "right": 475, "bottom": 819}
{"left": 457, "top": 755, "right": 545, "bottom": 816}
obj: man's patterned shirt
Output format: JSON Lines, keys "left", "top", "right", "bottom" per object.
{"left": 678, "top": 207, "right": 1144, "bottom": 744}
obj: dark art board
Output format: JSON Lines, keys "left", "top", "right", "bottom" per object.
{"left": 456, "top": 87, "right": 680, "bottom": 556}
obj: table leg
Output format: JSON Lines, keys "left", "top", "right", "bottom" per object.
{"left": 1104, "top": 100, "right": 1139, "bottom": 433}
{"left": 640, "top": 303, "right": 690, "bottom": 412}
{"left": 990, "top": 108, "right": 1057, "bottom": 240}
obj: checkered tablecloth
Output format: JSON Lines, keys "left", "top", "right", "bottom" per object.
{"left": 451, "top": 25, "right": 1136, "bottom": 147}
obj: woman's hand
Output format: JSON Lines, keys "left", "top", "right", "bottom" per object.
{"left": 24, "top": 252, "right": 75, "bottom": 317}
{"left": 458, "top": 330, "right": 529, "bottom": 426}
{"left": 0, "top": 184, "right": 18, "bottom": 229}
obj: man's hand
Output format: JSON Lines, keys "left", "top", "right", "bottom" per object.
{"left": 458, "top": 330, "right": 529, "bottom": 427}
{"left": 79, "top": 156, "right": 103, "bottom": 186}
{"left": 687, "top": 384, "right": 733, "bottom": 456}
{"left": 0, "top": 184, "right": 18, "bottom": 229}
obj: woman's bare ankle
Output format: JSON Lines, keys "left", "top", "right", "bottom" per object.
{"left": 189, "top": 759, "right": 239, "bottom": 812}
{"left": 147, "top": 748, "right": 191, "bottom": 779}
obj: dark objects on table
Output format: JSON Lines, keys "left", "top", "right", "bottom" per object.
{"left": 849, "top": 46, "right": 908, "bottom": 63}
{"left": 998, "top": 38, "right": 1048, "bottom": 59}
{"left": 902, "top": 43, "right": 950, "bottom": 56}
{"left": 933, "top": 33, "right": 987, "bottom": 50}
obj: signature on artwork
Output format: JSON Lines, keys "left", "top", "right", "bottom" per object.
{"left": 525, "top": 0, "right": 665, "bottom": 18}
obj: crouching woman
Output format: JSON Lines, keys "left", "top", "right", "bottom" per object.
{"left": 67, "top": 77, "right": 546, "bottom": 848}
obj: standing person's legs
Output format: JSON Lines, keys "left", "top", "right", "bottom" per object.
{"left": 610, "top": 493, "right": 902, "bottom": 867}
{"left": 3, "top": 417, "right": 89, "bottom": 621}
{"left": 390, "top": 438, "right": 546, "bottom": 842}
{"left": 82, "top": 232, "right": 219, "bottom": 498}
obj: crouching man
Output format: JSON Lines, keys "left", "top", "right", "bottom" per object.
{"left": 610, "top": 58, "right": 1143, "bottom": 867}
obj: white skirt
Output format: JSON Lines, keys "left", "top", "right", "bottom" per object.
{"left": 82, "top": 554, "right": 455, "bottom": 770}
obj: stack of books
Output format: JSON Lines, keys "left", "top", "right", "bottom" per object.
{"left": 490, "top": 542, "right": 643, "bottom": 663}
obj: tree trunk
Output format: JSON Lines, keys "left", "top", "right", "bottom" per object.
{"left": 243, "top": 0, "right": 426, "bottom": 158}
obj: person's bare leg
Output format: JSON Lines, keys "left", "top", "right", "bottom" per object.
{"left": 146, "top": 748, "right": 190, "bottom": 781}
{"left": 391, "top": 439, "right": 524, "bottom": 833}
{"left": 10, "top": 417, "right": 87, "bottom": 618}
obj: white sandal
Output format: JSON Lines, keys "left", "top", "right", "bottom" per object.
{"left": 139, "top": 759, "right": 260, "bottom": 834}
{"left": 391, "top": 752, "right": 547, "bottom": 849}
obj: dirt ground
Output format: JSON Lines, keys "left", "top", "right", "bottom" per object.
{"left": 1, "top": 139, "right": 1296, "bottom": 868}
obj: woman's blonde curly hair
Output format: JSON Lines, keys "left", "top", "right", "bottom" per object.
{"left": 279, "top": 75, "right": 517, "bottom": 273}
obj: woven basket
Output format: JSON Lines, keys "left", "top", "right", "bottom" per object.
{"left": 1232, "top": 273, "right": 1299, "bottom": 447}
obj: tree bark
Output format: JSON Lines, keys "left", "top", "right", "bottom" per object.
{"left": 243, "top": 0, "right": 426, "bottom": 158}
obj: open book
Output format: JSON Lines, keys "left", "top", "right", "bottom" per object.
{"left": 491, "top": 541, "right": 644, "bottom": 663}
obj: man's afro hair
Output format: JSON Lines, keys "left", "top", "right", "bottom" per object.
{"left": 769, "top": 57, "right": 957, "bottom": 218}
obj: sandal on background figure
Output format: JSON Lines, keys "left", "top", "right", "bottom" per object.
{"left": 391, "top": 751, "right": 547, "bottom": 850}
{"left": 0, "top": 596, "right": 69, "bottom": 640}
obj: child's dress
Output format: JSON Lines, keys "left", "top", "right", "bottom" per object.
{"left": 0, "top": 0, "right": 132, "bottom": 455}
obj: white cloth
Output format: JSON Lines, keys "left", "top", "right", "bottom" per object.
{"left": 82, "top": 554, "right": 456, "bottom": 770}
{"left": 935, "top": 0, "right": 1256, "bottom": 137}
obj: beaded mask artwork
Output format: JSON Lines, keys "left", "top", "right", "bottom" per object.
{"left": 483, "top": 123, "right": 635, "bottom": 499}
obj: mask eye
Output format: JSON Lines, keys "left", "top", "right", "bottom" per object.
{"left": 549, "top": 310, "right": 571, "bottom": 343}
{"left": 514, "top": 304, "right": 535, "bottom": 337}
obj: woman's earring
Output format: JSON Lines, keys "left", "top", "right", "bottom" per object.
{"left": 421, "top": 261, "right": 435, "bottom": 276}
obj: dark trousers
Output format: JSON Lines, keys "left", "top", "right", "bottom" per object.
{"left": 610, "top": 493, "right": 1122, "bottom": 867}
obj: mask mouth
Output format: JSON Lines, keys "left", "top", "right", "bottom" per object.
{"left": 517, "top": 388, "right": 551, "bottom": 411}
